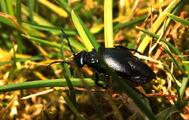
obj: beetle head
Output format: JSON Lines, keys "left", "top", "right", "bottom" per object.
{"left": 74, "top": 51, "right": 87, "bottom": 67}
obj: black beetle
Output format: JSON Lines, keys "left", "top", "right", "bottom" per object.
{"left": 61, "top": 29, "right": 155, "bottom": 87}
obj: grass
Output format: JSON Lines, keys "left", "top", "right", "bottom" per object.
{"left": 0, "top": 0, "right": 189, "bottom": 120}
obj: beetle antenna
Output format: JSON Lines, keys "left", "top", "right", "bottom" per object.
{"left": 129, "top": 48, "right": 143, "bottom": 55}
{"left": 47, "top": 60, "right": 69, "bottom": 68}
{"left": 60, "top": 28, "right": 76, "bottom": 56}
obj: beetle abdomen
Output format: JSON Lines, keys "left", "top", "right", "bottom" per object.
{"left": 99, "top": 47, "right": 155, "bottom": 84}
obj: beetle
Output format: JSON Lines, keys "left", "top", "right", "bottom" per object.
{"left": 60, "top": 29, "right": 155, "bottom": 87}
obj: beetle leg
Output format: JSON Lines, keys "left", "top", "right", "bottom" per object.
{"left": 115, "top": 46, "right": 142, "bottom": 55}
{"left": 94, "top": 74, "right": 106, "bottom": 88}
{"left": 94, "top": 73, "right": 109, "bottom": 88}
{"left": 95, "top": 80, "right": 106, "bottom": 88}
{"left": 104, "top": 74, "right": 110, "bottom": 88}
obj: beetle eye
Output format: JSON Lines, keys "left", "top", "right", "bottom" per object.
{"left": 74, "top": 51, "right": 86, "bottom": 67}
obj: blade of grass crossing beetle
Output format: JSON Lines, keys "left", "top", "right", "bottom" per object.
{"left": 71, "top": 10, "right": 94, "bottom": 51}
{"left": 56, "top": 1, "right": 99, "bottom": 50}
{"left": 104, "top": 0, "right": 114, "bottom": 48}
{"left": 105, "top": 64, "right": 157, "bottom": 120}
{"left": 77, "top": 14, "right": 100, "bottom": 50}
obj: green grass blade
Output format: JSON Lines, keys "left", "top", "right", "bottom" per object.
{"left": 137, "top": 0, "right": 182, "bottom": 53}
{"left": 168, "top": 13, "right": 189, "bottom": 25}
{"left": 27, "top": 0, "right": 35, "bottom": 23}
{"left": 0, "top": 78, "right": 94, "bottom": 92}
{"left": 136, "top": 27, "right": 181, "bottom": 55}
{"left": 136, "top": 27, "right": 184, "bottom": 73}
{"left": 55, "top": 1, "right": 100, "bottom": 50}
{"left": 104, "top": 0, "right": 113, "bottom": 48}
{"left": 76, "top": 14, "right": 100, "bottom": 50}
{"left": 38, "top": 0, "right": 68, "bottom": 18}
{"left": 179, "top": 66, "right": 189, "bottom": 100}
{"left": 156, "top": 106, "right": 179, "bottom": 120}
{"left": 15, "top": 0, "right": 22, "bottom": 23}
{"left": 114, "top": 15, "right": 147, "bottom": 30}
{"left": 22, "top": 33, "right": 84, "bottom": 52}
{"left": 4, "top": 0, "right": 14, "bottom": 15}
{"left": 63, "top": 95, "right": 87, "bottom": 120}
{"left": 22, "top": 22, "right": 77, "bottom": 35}
{"left": 0, "top": 0, "right": 6, "bottom": 12}
{"left": 137, "top": 27, "right": 189, "bottom": 103}
{"left": 109, "top": 69, "right": 157, "bottom": 120}
{"left": 22, "top": 34, "right": 69, "bottom": 51}
{"left": 179, "top": 77, "right": 189, "bottom": 99}
{"left": 71, "top": 10, "right": 94, "bottom": 51}
{"left": 163, "top": 48, "right": 184, "bottom": 73}
{"left": 97, "top": 58, "right": 156, "bottom": 119}
{"left": 0, "top": 56, "right": 44, "bottom": 65}
{"left": 0, "top": 13, "right": 18, "bottom": 28}
{"left": 55, "top": 0, "right": 71, "bottom": 14}
{"left": 21, "top": 4, "right": 55, "bottom": 27}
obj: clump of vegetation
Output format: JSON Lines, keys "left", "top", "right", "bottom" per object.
{"left": 0, "top": 0, "right": 189, "bottom": 120}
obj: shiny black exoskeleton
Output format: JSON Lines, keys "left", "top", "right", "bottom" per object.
{"left": 74, "top": 46, "right": 155, "bottom": 86}
{"left": 61, "top": 29, "right": 155, "bottom": 87}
